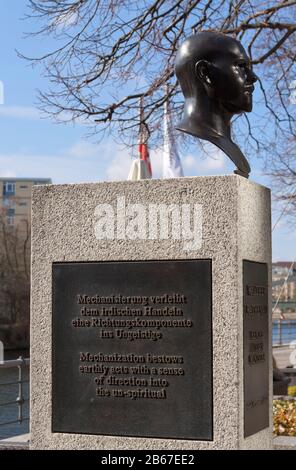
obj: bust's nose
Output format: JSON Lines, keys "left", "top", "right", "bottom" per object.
{"left": 248, "top": 68, "right": 258, "bottom": 84}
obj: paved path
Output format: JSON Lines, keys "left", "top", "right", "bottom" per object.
{"left": 0, "top": 433, "right": 29, "bottom": 450}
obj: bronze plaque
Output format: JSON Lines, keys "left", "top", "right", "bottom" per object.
{"left": 52, "top": 260, "right": 213, "bottom": 440}
{"left": 243, "top": 260, "right": 269, "bottom": 437}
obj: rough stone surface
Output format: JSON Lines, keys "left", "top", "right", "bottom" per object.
{"left": 30, "top": 175, "right": 272, "bottom": 450}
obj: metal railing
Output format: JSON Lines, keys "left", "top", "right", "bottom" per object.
{"left": 0, "top": 356, "right": 29, "bottom": 427}
{"left": 273, "top": 320, "right": 296, "bottom": 346}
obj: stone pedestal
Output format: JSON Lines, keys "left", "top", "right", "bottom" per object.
{"left": 30, "top": 175, "right": 272, "bottom": 449}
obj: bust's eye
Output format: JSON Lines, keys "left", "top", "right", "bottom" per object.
{"left": 236, "top": 62, "right": 250, "bottom": 76}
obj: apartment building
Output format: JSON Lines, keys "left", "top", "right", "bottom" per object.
{"left": 272, "top": 262, "right": 296, "bottom": 302}
{"left": 273, "top": 276, "right": 296, "bottom": 302}
{"left": 272, "top": 261, "right": 296, "bottom": 278}
{"left": 0, "top": 177, "right": 51, "bottom": 230}
{"left": 0, "top": 177, "right": 51, "bottom": 348}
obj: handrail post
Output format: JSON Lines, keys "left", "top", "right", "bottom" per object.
{"left": 278, "top": 319, "right": 282, "bottom": 346}
{"left": 16, "top": 356, "right": 25, "bottom": 424}
{"left": 0, "top": 341, "right": 3, "bottom": 364}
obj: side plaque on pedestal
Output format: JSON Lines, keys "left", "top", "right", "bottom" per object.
{"left": 52, "top": 260, "right": 213, "bottom": 440}
{"left": 243, "top": 260, "right": 269, "bottom": 437}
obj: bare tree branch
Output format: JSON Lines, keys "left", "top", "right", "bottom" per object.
{"left": 20, "top": 0, "right": 296, "bottom": 201}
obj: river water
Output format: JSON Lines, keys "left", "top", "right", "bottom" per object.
{"left": 0, "top": 349, "right": 29, "bottom": 439}
{"left": 272, "top": 320, "right": 296, "bottom": 346}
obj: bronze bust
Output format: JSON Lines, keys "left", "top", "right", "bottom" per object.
{"left": 175, "top": 31, "right": 258, "bottom": 178}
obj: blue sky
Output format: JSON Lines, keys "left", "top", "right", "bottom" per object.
{"left": 0, "top": 1, "right": 295, "bottom": 261}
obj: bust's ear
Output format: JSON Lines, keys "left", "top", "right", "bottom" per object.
{"left": 195, "top": 60, "right": 213, "bottom": 86}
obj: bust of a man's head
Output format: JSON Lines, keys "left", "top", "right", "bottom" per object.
{"left": 175, "top": 31, "right": 258, "bottom": 178}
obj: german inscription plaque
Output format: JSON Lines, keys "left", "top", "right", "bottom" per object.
{"left": 52, "top": 260, "right": 212, "bottom": 440}
{"left": 243, "top": 260, "right": 269, "bottom": 438}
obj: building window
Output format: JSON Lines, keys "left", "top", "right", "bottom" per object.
{"left": 19, "top": 202, "right": 27, "bottom": 207}
{"left": 6, "top": 208, "right": 15, "bottom": 217}
{"left": 3, "top": 182, "right": 15, "bottom": 196}
{"left": 6, "top": 216, "right": 14, "bottom": 226}
{"left": 2, "top": 198, "right": 15, "bottom": 208}
{"left": 19, "top": 185, "right": 28, "bottom": 189}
